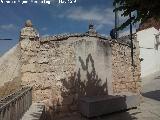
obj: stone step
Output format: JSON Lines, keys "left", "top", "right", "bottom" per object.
{"left": 79, "top": 95, "right": 140, "bottom": 118}
{"left": 21, "top": 102, "right": 45, "bottom": 120}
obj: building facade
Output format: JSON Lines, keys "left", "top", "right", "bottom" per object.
{"left": 137, "top": 27, "right": 160, "bottom": 78}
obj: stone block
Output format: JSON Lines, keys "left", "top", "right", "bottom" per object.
{"left": 79, "top": 95, "right": 140, "bottom": 118}
{"left": 37, "top": 56, "right": 49, "bottom": 64}
{"left": 36, "top": 64, "right": 50, "bottom": 73}
{"left": 21, "top": 64, "right": 36, "bottom": 73}
{"left": 21, "top": 72, "right": 39, "bottom": 83}
{"left": 33, "top": 89, "right": 52, "bottom": 102}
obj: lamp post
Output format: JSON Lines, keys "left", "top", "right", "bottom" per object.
{"left": 115, "top": 3, "right": 119, "bottom": 39}
{"left": 129, "top": 12, "right": 134, "bottom": 66}
{"left": 110, "top": 3, "right": 119, "bottom": 39}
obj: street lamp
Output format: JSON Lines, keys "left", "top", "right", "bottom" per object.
{"left": 110, "top": 3, "right": 119, "bottom": 39}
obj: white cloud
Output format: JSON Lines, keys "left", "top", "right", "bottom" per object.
{"left": 58, "top": 7, "right": 137, "bottom": 32}
{"left": 59, "top": 7, "right": 115, "bottom": 30}
{"left": 0, "top": 24, "right": 16, "bottom": 31}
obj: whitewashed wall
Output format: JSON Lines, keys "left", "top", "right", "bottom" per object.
{"left": 137, "top": 27, "right": 160, "bottom": 78}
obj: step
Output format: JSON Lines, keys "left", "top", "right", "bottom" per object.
{"left": 21, "top": 102, "right": 45, "bottom": 120}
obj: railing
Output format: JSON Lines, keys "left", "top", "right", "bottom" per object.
{"left": 0, "top": 86, "right": 32, "bottom": 120}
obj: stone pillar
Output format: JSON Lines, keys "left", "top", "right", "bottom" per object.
{"left": 20, "top": 20, "right": 39, "bottom": 41}
{"left": 19, "top": 20, "right": 39, "bottom": 87}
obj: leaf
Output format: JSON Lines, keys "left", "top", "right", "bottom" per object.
{"left": 113, "top": 0, "right": 160, "bottom": 30}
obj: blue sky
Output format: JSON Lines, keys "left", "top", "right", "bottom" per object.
{"left": 0, "top": 0, "right": 132, "bottom": 54}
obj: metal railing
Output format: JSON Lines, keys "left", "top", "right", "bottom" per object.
{"left": 0, "top": 86, "right": 32, "bottom": 120}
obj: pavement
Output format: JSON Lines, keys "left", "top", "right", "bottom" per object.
{"left": 54, "top": 72, "right": 160, "bottom": 120}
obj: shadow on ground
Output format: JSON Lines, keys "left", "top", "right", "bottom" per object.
{"left": 52, "top": 110, "right": 139, "bottom": 120}
{"left": 154, "top": 76, "right": 160, "bottom": 79}
{"left": 142, "top": 90, "right": 160, "bottom": 101}
{"left": 98, "top": 110, "right": 140, "bottom": 120}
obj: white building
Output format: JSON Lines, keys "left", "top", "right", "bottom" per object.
{"left": 137, "top": 27, "right": 160, "bottom": 78}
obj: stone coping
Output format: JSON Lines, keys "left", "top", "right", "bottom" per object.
{"left": 39, "top": 33, "right": 134, "bottom": 46}
{"left": 40, "top": 33, "right": 109, "bottom": 42}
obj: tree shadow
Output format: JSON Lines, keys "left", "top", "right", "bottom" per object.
{"left": 98, "top": 110, "right": 139, "bottom": 120}
{"left": 61, "top": 53, "right": 108, "bottom": 103}
{"left": 154, "top": 76, "right": 160, "bottom": 80}
{"left": 49, "top": 54, "right": 138, "bottom": 120}
{"left": 142, "top": 90, "right": 160, "bottom": 101}
{"left": 77, "top": 54, "right": 108, "bottom": 97}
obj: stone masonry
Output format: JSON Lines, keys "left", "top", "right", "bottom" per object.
{"left": 19, "top": 20, "right": 141, "bottom": 117}
{"left": 111, "top": 36, "right": 141, "bottom": 94}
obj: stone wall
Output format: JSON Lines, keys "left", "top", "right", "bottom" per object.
{"left": 19, "top": 21, "right": 141, "bottom": 118}
{"left": 111, "top": 36, "right": 141, "bottom": 95}
{"left": 20, "top": 37, "right": 112, "bottom": 110}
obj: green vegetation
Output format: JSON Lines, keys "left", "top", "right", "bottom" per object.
{"left": 113, "top": 0, "right": 160, "bottom": 30}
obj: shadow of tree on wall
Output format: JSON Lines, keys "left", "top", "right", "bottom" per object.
{"left": 76, "top": 53, "right": 108, "bottom": 97}
{"left": 62, "top": 53, "right": 108, "bottom": 98}
{"left": 45, "top": 54, "right": 139, "bottom": 120}
{"left": 49, "top": 54, "right": 108, "bottom": 119}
